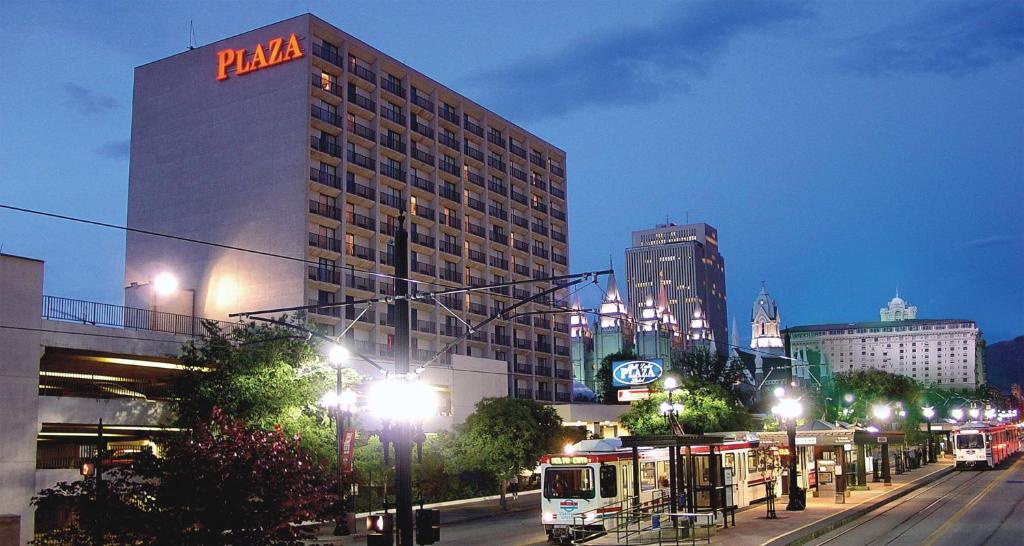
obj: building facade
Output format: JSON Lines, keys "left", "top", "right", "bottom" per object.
{"left": 624, "top": 223, "right": 727, "bottom": 352}
{"left": 124, "top": 14, "right": 572, "bottom": 402}
{"left": 786, "top": 294, "right": 982, "bottom": 389}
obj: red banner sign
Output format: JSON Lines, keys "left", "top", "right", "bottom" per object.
{"left": 340, "top": 430, "right": 356, "bottom": 475}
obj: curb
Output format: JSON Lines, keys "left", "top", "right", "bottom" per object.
{"left": 762, "top": 465, "right": 956, "bottom": 546}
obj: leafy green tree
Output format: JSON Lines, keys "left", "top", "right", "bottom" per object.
{"left": 619, "top": 379, "right": 753, "bottom": 435}
{"left": 671, "top": 347, "right": 748, "bottom": 400}
{"left": 831, "top": 370, "right": 924, "bottom": 440}
{"left": 455, "top": 398, "right": 563, "bottom": 509}
{"left": 594, "top": 350, "right": 638, "bottom": 404}
{"left": 172, "top": 319, "right": 343, "bottom": 462}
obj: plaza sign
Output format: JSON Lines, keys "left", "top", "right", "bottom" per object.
{"left": 217, "top": 33, "right": 304, "bottom": 81}
{"left": 611, "top": 358, "right": 664, "bottom": 387}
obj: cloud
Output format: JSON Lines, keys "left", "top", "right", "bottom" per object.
{"left": 63, "top": 83, "right": 119, "bottom": 114}
{"left": 843, "top": 1, "right": 1024, "bottom": 77}
{"left": 465, "top": 0, "right": 812, "bottom": 121}
{"left": 95, "top": 140, "right": 130, "bottom": 159}
{"left": 957, "top": 235, "right": 1024, "bottom": 249}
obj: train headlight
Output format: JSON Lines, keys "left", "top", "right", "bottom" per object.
{"left": 543, "top": 512, "right": 555, "bottom": 523}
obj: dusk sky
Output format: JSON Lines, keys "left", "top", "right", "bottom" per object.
{"left": 1, "top": 0, "right": 1021, "bottom": 344}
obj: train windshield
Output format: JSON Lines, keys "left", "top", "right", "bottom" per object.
{"left": 544, "top": 467, "right": 595, "bottom": 499}
{"left": 957, "top": 434, "right": 984, "bottom": 449}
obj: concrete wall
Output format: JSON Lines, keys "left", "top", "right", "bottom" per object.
{"left": 0, "top": 255, "right": 44, "bottom": 544}
{"left": 37, "top": 397, "right": 171, "bottom": 428}
{"left": 124, "top": 15, "right": 313, "bottom": 320}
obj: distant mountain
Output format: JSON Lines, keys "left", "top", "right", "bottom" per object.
{"left": 986, "top": 336, "right": 1024, "bottom": 393}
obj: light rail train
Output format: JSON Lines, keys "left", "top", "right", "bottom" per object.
{"left": 952, "top": 422, "right": 1022, "bottom": 469}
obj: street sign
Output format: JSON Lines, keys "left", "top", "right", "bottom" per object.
{"left": 611, "top": 359, "right": 664, "bottom": 387}
{"left": 877, "top": 437, "right": 888, "bottom": 444}
{"left": 617, "top": 388, "right": 652, "bottom": 402}
{"left": 796, "top": 437, "right": 817, "bottom": 446}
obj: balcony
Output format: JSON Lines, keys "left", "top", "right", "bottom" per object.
{"left": 438, "top": 133, "right": 460, "bottom": 152}
{"left": 379, "top": 221, "right": 397, "bottom": 237}
{"left": 380, "top": 134, "right": 406, "bottom": 154}
{"left": 467, "top": 197, "right": 485, "bottom": 213}
{"left": 381, "top": 77, "right": 405, "bottom": 98}
{"left": 381, "top": 190, "right": 403, "bottom": 210}
{"left": 514, "top": 338, "right": 532, "bottom": 350}
{"left": 536, "top": 389, "right": 553, "bottom": 401}
{"left": 488, "top": 180, "right": 507, "bottom": 196}
{"left": 515, "top": 388, "right": 533, "bottom": 399}
{"left": 532, "top": 178, "right": 548, "bottom": 191}
{"left": 510, "top": 142, "right": 526, "bottom": 158}
{"left": 308, "top": 265, "right": 341, "bottom": 285}
{"left": 465, "top": 171, "right": 484, "bottom": 187}
{"left": 492, "top": 285, "right": 510, "bottom": 296}
{"left": 413, "top": 204, "right": 435, "bottom": 221}
{"left": 308, "top": 300, "right": 341, "bottom": 318}
{"left": 536, "top": 341, "right": 552, "bottom": 353}
{"left": 440, "top": 107, "right": 460, "bottom": 126}
{"left": 311, "top": 104, "right": 342, "bottom": 128}
{"left": 465, "top": 145, "right": 484, "bottom": 163}
{"left": 555, "top": 368, "right": 572, "bottom": 380}
{"left": 552, "top": 230, "right": 566, "bottom": 243}
{"left": 467, "top": 274, "right": 486, "bottom": 287}
{"left": 554, "top": 322, "right": 569, "bottom": 334}
{"left": 411, "top": 231, "right": 435, "bottom": 248}
{"left": 514, "top": 263, "right": 530, "bottom": 276}
{"left": 411, "top": 92, "right": 434, "bottom": 113}
{"left": 411, "top": 148, "right": 435, "bottom": 166}
{"left": 487, "top": 156, "right": 506, "bottom": 173}
{"left": 514, "top": 361, "right": 532, "bottom": 374}
{"left": 532, "top": 269, "right": 547, "bottom": 280}
{"left": 468, "top": 249, "right": 485, "bottom": 264}
{"left": 310, "top": 167, "right": 342, "bottom": 190}
{"left": 311, "top": 136, "right": 343, "bottom": 158}
{"left": 555, "top": 392, "right": 571, "bottom": 403}
{"left": 379, "top": 281, "right": 395, "bottom": 295}
{"left": 554, "top": 345, "right": 570, "bottom": 356}
{"left": 440, "top": 294, "right": 463, "bottom": 311}
{"left": 532, "top": 201, "right": 548, "bottom": 214}
{"left": 440, "top": 161, "right": 459, "bottom": 177}
{"left": 511, "top": 166, "right": 527, "bottom": 182}
{"left": 308, "top": 233, "right": 341, "bottom": 252}
{"left": 511, "top": 189, "right": 528, "bottom": 205}
{"left": 412, "top": 119, "right": 434, "bottom": 139}
{"left": 313, "top": 74, "right": 342, "bottom": 98}
{"left": 439, "top": 240, "right": 460, "bottom": 257}
{"left": 513, "top": 287, "right": 530, "bottom": 299}
{"left": 553, "top": 253, "right": 567, "bottom": 266}
{"left": 530, "top": 152, "right": 545, "bottom": 168}
{"left": 410, "top": 173, "right": 434, "bottom": 193}
{"left": 512, "top": 215, "right": 529, "bottom": 229}
{"left": 346, "top": 273, "right": 376, "bottom": 292}
{"left": 412, "top": 261, "right": 435, "bottom": 276}
{"left": 552, "top": 209, "right": 566, "bottom": 221}
{"left": 312, "top": 43, "right": 343, "bottom": 67}
{"left": 487, "top": 131, "right": 506, "bottom": 149}
{"left": 551, "top": 186, "right": 565, "bottom": 200}
{"left": 347, "top": 243, "right": 375, "bottom": 261}
{"left": 516, "top": 315, "right": 532, "bottom": 326}
{"left": 440, "top": 324, "right": 463, "bottom": 337}
{"left": 490, "top": 231, "right": 508, "bottom": 246}
{"left": 346, "top": 118, "right": 375, "bottom": 141}
{"left": 440, "top": 268, "right": 462, "bottom": 283}
{"left": 380, "top": 251, "right": 396, "bottom": 267}
{"left": 468, "top": 302, "right": 488, "bottom": 315}
{"left": 532, "top": 246, "right": 549, "bottom": 259}
{"left": 414, "top": 320, "right": 436, "bottom": 334}
{"left": 551, "top": 164, "right": 564, "bottom": 177}
{"left": 466, "top": 221, "right": 486, "bottom": 238}
{"left": 381, "top": 107, "right": 406, "bottom": 126}
{"left": 347, "top": 89, "right": 376, "bottom": 113}
{"left": 347, "top": 150, "right": 375, "bottom": 170}
{"left": 309, "top": 200, "right": 342, "bottom": 221}
{"left": 440, "top": 212, "right": 460, "bottom": 228}
{"left": 464, "top": 117, "right": 483, "bottom": 137}
{"left": 531, "top": 222, "right": 548, "bottom": 237}
{"left": 488, "top": 207, "right": 508, "bottom": 221}
{"left": 534, "top": 317, "right": 551, "bottom": 329}
{"left": 439, "top": 186, "right": 460, "bottom": 203}
{"left": 489, "top": 256, "right": 509, "bottom": 269}
{"left": 493, "top": 334, "right": 511, "bottom": 346}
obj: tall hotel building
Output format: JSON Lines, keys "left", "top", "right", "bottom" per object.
{"left": 124, "top": 15, "right": 573, "bottom": 401}
{"left": 625, "top": 223, "right": 727, "bottom": 350}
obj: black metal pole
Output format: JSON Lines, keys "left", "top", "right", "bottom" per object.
{"left": 785, "top": 419, "right": 803, "bottom": 511}
{"left": 927, "top": 418, "right": 936, "bottom": 463}
{"left": 94, "top": 419, "right": 105, "bottom": 545}
{"left": 394, "top": 213, "right": 414, "bottom": 546}
{"left": 334, "top": 366, "right": 349, "bottom": 536}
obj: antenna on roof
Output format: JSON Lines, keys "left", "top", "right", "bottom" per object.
{"left": 188, "top": 20, "right": 197, "bottom": 50}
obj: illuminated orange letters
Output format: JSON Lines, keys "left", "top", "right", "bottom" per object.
{"left": 216, "top": 33, "right": 304, "bottom": 81}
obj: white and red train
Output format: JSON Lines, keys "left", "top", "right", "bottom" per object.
{"left": 952, "top": 421, "right": 1022, "bottom": 469}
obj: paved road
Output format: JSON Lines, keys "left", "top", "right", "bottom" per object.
{"left": 809, "top": 455, "right": 1024, "bottom": 546}
{"left": 437, "top": 506, "right": 547, "bottom": 545}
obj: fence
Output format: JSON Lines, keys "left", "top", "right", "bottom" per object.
{"left": 41, "top": 295, "right": 232, "bottom": 336}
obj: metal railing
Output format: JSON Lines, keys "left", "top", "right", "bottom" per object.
{"left": 41, "top": 295, "right": 227, "bottom": 337}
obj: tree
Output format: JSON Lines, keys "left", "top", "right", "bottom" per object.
{"left": 619, "top": 378, "right": 753, "bottom": 435}
{"left": 455, "top": 398, "right": 563, "bottom": 509}
{"left": 173, "top": 319, "right": 342, "bottom": 462}
{"left": 831, "top": 370, "right": 924, "bottom": 440}
{"left": 33, "top": 409, "right": 340, "bottom": 546}
{"left": 594, "top": 350, "right": 638, "bottom": 404}
{"left": 671, "top": 347, "right": 748, "bottom": 400}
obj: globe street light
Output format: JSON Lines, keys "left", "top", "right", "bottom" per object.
{"left": 872, "top": 404, "right": 892, "bottom": 485}
{"left": 968, "top": 406, "right": 980, "bottom": 420}
{"left": 153, "top": 272, "right": 180, "bottom": 296}
{"left": 951, "top": 408, "right": 964, "bottom": 421}
{"left": 984, "top": 407, "right": 996, "bottom": 420}
{"left": 323, "top": 343, "right": 354, "bottom": 536}
{"left": 772, "top": 396, "right": 804, "bottom": 511}
{"left": 922, "top": 406, "right": 936, "bottom": 463}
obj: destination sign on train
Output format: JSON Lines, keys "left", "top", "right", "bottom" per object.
{"left": 611, "top": 358, "right": 664, "bottom": 387}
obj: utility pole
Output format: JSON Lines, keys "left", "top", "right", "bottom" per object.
{"left": 393, "top": 213, "right": 414, "bottom": 546}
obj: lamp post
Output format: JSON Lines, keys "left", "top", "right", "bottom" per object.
{"left": 968, "top": 406, "right": 980, "bottom": 420}
{"left": 772, "top": 395, "right": 804, "bottom": 511}
{"left": 872, "top": 404, "right": 892, "bottom": 486}
{"left": 922, "top": 406, "right": 935, "bottom": 464}
{"left": 321, "top": 343, "right": 355, "bottom": 536}
{"left": 659, "top": 377, "right": 685, "bottom": 435}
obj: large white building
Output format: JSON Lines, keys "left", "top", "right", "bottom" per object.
{"left": 785, "top": 294, "right": 983, "bottom": 389}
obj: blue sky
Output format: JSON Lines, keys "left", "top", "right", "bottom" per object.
{"left": 1, "top": 0, "right": 1021, "bottom": 344}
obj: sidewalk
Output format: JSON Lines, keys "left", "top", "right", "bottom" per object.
{"left": 305, "top": 489, "right": 541, "bottom": 544}
{"left": 587, "top": 461, "right": 955, "bottom": 546}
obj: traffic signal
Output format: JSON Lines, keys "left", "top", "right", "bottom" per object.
{"left": 366, "top": 513, "right": 393, "bottom": 546}
{"left": 415, "top": 508, "right": 441, "bottom": 545}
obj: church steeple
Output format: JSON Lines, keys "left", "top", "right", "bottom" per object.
{"left": 751, "top": 281, "right": 784, "bottom": 355}
{"left": 599, "top": 268, "right": 629, "bottom": 329}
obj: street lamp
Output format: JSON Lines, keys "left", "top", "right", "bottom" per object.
{"left": 951, "top": 408, "right": 964, "bottom": 421}
{"left": 153, "top": 272, "right": 179, "bottom": 295}
{"left": 772, "top": 396, "right": 804, "bottom": 511}
{"left": 872, "top": 404, "right": 892, "bottom": 485}
{"left": 984, "top": 407, "right": 996, "bottom": 420}
{"left": 922, "top": 406, "right": 936, "bottom": 463}
{"left": 968, "top": 406, "right": 980, "bottom": 420}
{"left": 322, "top": 345, "right": 355, "bottom": 536}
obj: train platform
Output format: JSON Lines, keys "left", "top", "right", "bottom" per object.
{"left": 585, "top": 461, "right": 954, "bottom": 546}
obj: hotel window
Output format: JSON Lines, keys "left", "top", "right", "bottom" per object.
{"left": 320, "top": 71, "right": 338, "bottom": 92}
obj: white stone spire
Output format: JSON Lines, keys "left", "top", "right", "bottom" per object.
{"left": 731, "top": 316, "right": 740, "bottom": 349}
{"left": 599, "top": 269, "right": 628, "bottom": 329}
{"left": 751, "top": 281, "right": 784, "bottom": 354}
